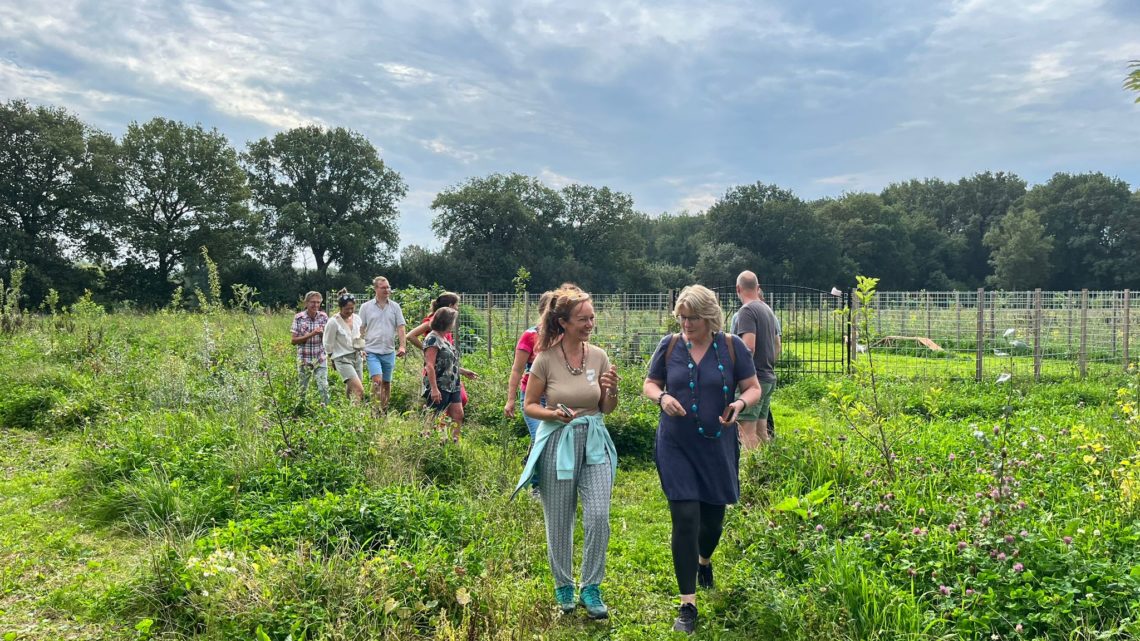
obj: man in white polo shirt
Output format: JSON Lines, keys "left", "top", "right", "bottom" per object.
{"left": 359, "top": 276, "right": 407, "bottom": 414}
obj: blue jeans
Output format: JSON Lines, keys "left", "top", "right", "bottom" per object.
{"left": 521, "top": 390, "right": 545, "bottom": 441}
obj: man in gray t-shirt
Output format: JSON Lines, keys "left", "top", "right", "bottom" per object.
{"left": 732, "top": 270, "right": 781, "bottom": 449}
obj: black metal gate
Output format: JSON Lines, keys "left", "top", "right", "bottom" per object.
{"left": 712, "top": 284, "right": 850, "bottom": 378}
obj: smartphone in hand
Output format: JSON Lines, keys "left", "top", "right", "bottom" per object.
{"left": 556, "top": 403, "right": 573, "bottom": 418}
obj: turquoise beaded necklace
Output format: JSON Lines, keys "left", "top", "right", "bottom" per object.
{"left": 686, "top": 332, "right": 732, "bottom": 439}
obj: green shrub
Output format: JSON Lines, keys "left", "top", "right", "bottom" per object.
{"left": 0, "top": 386, "right": 57, "bottom": 429}
{"left": 216, "top": 485, "right": 478, "bottom": 552}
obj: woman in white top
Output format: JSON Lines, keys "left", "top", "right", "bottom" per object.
{"left": 323, "top": 291, "right": 365, "bottom": 402}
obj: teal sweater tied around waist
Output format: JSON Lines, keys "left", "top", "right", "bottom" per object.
{"left": 511, "top": 413, "right": 618, "bottom": 500}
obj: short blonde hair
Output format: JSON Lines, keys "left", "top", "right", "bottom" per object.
{"left": 303, "top": 291, "right": 323, "bottom": 303}
{"left": 674, "top": 285, "right": 723, "bottom": 334}
{"left": 372, "top": 276, "right": 389, "bottom": 286}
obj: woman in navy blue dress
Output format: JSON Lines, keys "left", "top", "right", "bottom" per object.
{"left": 643, "top": 285, "right": 761, "bottom": 634}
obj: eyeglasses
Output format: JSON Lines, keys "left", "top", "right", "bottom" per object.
{"left": 676, "top": 315, "right": 703, "bottom": 323}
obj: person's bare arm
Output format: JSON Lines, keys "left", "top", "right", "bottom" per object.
{"left": 740, "top": 332, "right": 756, "bottom": 353}
{"left": 407, "top": 321, "right": 430, "bottom": 350}
{"left": 505, "top": 349, "right": 530, "bottom": 418}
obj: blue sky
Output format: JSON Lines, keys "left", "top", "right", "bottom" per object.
{"left": 3, "top": 0, "right": 1139, "bottom": 258}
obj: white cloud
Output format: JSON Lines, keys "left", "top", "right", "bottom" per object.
{"left": 423, "top": 137, "right": 480, "bottom": 163}
{"left": 539, "top": 168, "right": 576, "bottom": 188}
{"left": 377, "top": 62, "right": 437, "bottom": 86}
{"left": 675, "top": 191, "right": 719, "bottom": 213}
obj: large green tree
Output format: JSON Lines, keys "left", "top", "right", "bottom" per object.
{"left": 643, "top": 212, "right": 706, "bottom": 269}
{"left": 813, "top": 193, "right": 915, "bottom": 288}
{"left": 881, "top": 178, "right": 962, "bottom": 287}
{"left": 0, "top": 100, "right": 118, "bottom": 302}
{"left": 983, "top": 207, "right": 1053, "bottom": 289}
{"left": 432, "top": 173, "right": 565, "bottom": 291}
{"left": 949, "top": 171, "right": 1027, "bottom": 286}
{"left": 703, "top": 182, "right": 840, "bottom": 287}
{"left": 560, "top": 184, "right": 644, "bottom": 290}
{"left": 244, "top": 126, "right": 406, "bottom": 276}
{"left": 1022, "top": 172, "right": 1139, "bottom": 290}
{"left": 118, "top": 118, "right": 257, "bottom": 287}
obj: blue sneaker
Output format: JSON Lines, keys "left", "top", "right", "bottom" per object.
{"left": 578, "top": 584, "right": 609, "bottom": 619}
{"left": 555, "top": 585, "right": 576, "bottom": 614}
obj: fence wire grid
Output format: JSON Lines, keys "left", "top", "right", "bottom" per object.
{"left": 340, "top": 288, "right": 1138, "bottom": 382}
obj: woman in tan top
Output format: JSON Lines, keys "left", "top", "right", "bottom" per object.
{"left": 519, "top": 288, "right": 619, "bottom": 619}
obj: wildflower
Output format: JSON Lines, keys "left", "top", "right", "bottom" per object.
{"left": 863, "top": 533, "right": 872, "bottom": 542}
{"left": 918, "top": 508, "right": 926, "bottom": 516}
{"left": 1017, "top": 501, "right": 1026, "bottom": 509}
{"left": 1012, "top": 563, "right": 1024, "bottom": 573}
{"left": 997, "top": 552, "right": 1007, "bottom": 561}
{"left": 1015, "top": 623, "right": 1024, "bottom": 633}
{"left": 1063, "top": 536, "right": 1073, "bottom": 545}
{"left": 815, "top": 524, "right": 824, "bottom": 532}
{"left": 966, "top": 588, "right": 974, "bottom": 596}
{"left": 948, "top": 523, "right": 959, "bottom": 532}
{"left": 939, "top": 585, "right": 951, "bottom": 596}
{"left": 1093, "top": 529, "right": 1101, "bottom": 537}
{"left": 994, "top": 425, "right": 1000, "bottom": 435}
{"left": 907, "top": 568, "right": 917, "bottom": 577}
{"left": 1005, "top": 534, "right": 1015, "bottom": 544}
{"left": 948, "top": 453, "right": 956, "bottom": 462}
{"left": 1019, "top": 530, "right": 1028, "bottom": 538}
{"left": 957, "top": 541, "right": 968, "bottom": 551}
{"left": 912, "top": 527, "right": 921, "bottom": 535}
{"left": 973, "top": 430, "right": 986, "bottom": 440}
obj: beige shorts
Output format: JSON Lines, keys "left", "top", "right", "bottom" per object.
{"left": 332, "top": 353, "right": 363, "bottom": 383}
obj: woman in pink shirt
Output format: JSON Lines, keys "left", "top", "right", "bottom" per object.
{"left": 504, "top": 289, "right": 558, "bottom": 440}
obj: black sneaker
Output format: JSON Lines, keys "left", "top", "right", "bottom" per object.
{"left": 673, "top": 603, "right": 698, "bottom": 633}
{"left": 697, "top": 562, "right": 714, "bottom": 589}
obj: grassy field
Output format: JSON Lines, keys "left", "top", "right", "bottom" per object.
{"left": 2, "top": 306, "right": 1140, "bottom": 640}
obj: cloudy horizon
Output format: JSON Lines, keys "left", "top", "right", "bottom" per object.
{"left": 3, "top": 0, "right": 1139, "bottom": 253}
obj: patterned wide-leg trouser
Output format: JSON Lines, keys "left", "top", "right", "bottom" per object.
{"left": 538, "top": 423, "right": 613, "bottom": 588}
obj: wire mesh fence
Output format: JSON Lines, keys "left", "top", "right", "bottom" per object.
{"left": 336, "top": 288, "right": 1137, "bottom": 382}
{"left": 865, "top": 289, "right": 1137, "bottom": 380}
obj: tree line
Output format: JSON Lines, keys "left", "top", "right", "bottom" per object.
{"left": 3, "top": 98, "right": 1139, "bottom": 310}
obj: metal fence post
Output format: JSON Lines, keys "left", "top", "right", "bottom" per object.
{"left": 524, "top": 293, "right": 530, "bottom": 329}
{"left": 621, "top": 292, "right": 629, "bottom": 342}
{"left": 1124, "top": 289, "right": 1131, "bottom": 371}
{"left": 1067, "top": 290, "right": 1074, "bottom": 357}
{"left": 1033, "top": 288, "right": 1042, "bottom": 380}
{"left": 989, "top": 291, "right": 996, "bottom": 342}
{"left": 925, "top": 290, "right": 932, "bottom": 338}
{"left": 1079, "top": 289, "right": 1089, "bottom": 378}
{"left": 849, "top": 290, "right": 859, "bottom": 371}
{"left": 976, "top": 288, "right": 985, "bottom": 382}
{"left": 1113, "top": 294, "right": 1119, "bottom": 360}
{"left": 955, "top": 291, "right": 961, "bottom": 347}
{"left": 486, "top": 292, "right": 493, "bottom": 359}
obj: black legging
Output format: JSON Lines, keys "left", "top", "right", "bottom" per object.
{"left": 669, "top": 500, "right": 727, "bottom": 595}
